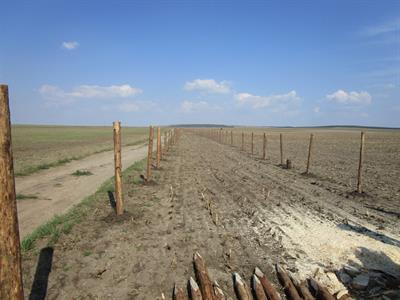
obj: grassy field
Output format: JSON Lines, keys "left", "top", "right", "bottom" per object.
{"left": 12, "top": 125, "right": 149, "bottom": 176}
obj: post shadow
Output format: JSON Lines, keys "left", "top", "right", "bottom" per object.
{"left": 337, "top": 223, "right": 400, "bottom": 247}
{"left": 29, "top": 247, "right": 54, "bottom": 300}
{"left": 107, "top": 190, "right": 116, "bottom": 210}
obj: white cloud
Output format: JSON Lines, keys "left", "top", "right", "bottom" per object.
{"left": 184, "top": 79, "right": 231, "bottom": 94}
{"left": 68, "top": 84, "right": 141, "bottom": 98}
{"left": 39, "top": 84, "right": 143, "bottom": 106}
{"left": 234, "top": 90, "right": 300, "bottom": 109}
{"left": 62, "top": 41, "right": 79, "bottom": 50}
{"left": 326, "top": 90, "right": 372, "bottom": 105}
{"left": 362, "top": 18, "right": 400, "bottom": 37}
{"left": 179, "top": 100, "right": 220, "bottom": 113}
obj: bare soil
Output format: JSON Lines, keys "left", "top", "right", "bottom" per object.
{"left": 16, "top": 143, "right": 148, "bottom": 239}
{"left": 21, "top": 131, "right": 400, "bottom": 299}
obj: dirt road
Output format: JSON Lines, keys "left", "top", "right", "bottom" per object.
{"left": 16, "top": 143, "right": 148, "bottom": 239}
{"left": 21, "top": 132, "right": 400, "bottom": 299}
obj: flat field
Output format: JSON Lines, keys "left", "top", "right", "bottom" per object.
{"left": 229, "top": 127, "right": 400, "bottom": 214}
{"left": 12, "top": 125, "right": 149, "bottom": 176}
{"left": 21, "top": 128, "right": 400, "bottom": 299}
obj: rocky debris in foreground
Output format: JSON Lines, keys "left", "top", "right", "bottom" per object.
{"left": 334, "top": 264, "right": 400, "bottom": 299}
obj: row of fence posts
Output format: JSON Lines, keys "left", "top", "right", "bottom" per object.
{"left": 205, "top": 128, "right": 365, "bottom": 194}
{"left": 113, "top": 124, "right": 178, "bottom": 216}
{"left": 0, "top": 85, "right": 180, "bottom": 297}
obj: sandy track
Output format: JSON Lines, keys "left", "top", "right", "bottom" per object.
{"left": 16, "top": 143, "right": 148, "bottom": 239}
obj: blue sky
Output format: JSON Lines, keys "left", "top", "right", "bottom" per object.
{"left": 1, "top": 1, "right": 399, "bottom": 127}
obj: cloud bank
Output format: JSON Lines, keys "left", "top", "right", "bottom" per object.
{"left": 40, "top": 84, "right": 142, "bottom": 102}
{"left": 326, "top": 90, "right": 372, "bottom": 105}
{"left": 184, "top": 79, "right": 231, "bottom": 94}
{"left": 235, "top": 90, "right": 300, "bottom": 109}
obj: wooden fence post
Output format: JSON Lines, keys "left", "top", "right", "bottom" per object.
{"left": 263, "top": 133, "right": 266, "bottom": 160}
{"left": 231, "top": 131, "right": 233, "bottom": 146}
{"left": 159, "top": 129, "right": 163, "bottom": 161}
{"left": 251, "top": 132, "right": 254, "bottom": 155}
{"left": 280, "top": 133, "right": 283, "bottom": 166}
{"left": 156, "top": 127, "right": 161, "bottom": 168}
{"left": 305, "top": 133, "right": 314, "bottom": 174}
{"left": 241, "top": 132, "right": 244, "bottom": 151}
{"left": 163, "top": 131, "right": 167, "bottom": 153}
{"left": 0, "top": 85, "right": 24, "bottom": 299}
{"left": 113, "top": 121, "right": 123, "bottom": 215}
{"left": 357, "top": 132, "right": 365, "bottom": 193}
{"left": 146, "top": 126, "right": 154, "bottom": 181}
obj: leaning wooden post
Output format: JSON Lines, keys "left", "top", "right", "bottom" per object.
{"left": 280, "top": 133, "right": 283, "bottom": 166}
{"left": 305, "top": 133, "right": 314, "bottom": 174}
{"left": 146, "top": 126, "right": 154, "bottom": 181}
{"left": 113, "top": 121, "right": 123, "bottom": 215}
{"left": 241, "top": 132, "right": 244, "bottom": 151}
{"left": 357, "top": 132, "right": 365, "bottom": 193}
{"left": 263, "top": 133, "right": 266, "bottom": 160}
{"left": 156, "top": 127, "right": 161, "bottom": 168}
{"left": 0, "top": 85, "right": 24, "bottom": 299}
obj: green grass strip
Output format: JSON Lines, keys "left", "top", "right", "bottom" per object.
{"left": 21, "top": 157, "right": 148, "bottom": 252}
{"left": 71, "top": 170, "right": 93, "bottom": 176}
{"left": 15, "top": 139, "right": 146, "bottom": 177}
{"left": 16, "top": 194, "right": 38, "bottom": 200}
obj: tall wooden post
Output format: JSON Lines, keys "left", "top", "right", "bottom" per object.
{"left": 156, "top": 127, "right": 161, "bottom": 168}
{"left": 251, "top": 132, "right": 254, "bottom": 155}
{"left": 263, "top": 133, "right": 266, "bottom": 160}
{"left": 305, "top": 133, "right": 314, "bottom": 174}
{"left": 146, "top": 126, "right": 154, "bottom": 181}
{"left": 280, "top": 133, "right": 283, "bottom": 166}
{"left": 0, "top": 85, "right": 24, "bottom": 299}
{"left": 159, "top": 129, "right": 163, "bottom": 161}
{"left": 357, "top": 132, "right": 365, "bottom": 193}
{"left": 163, "top": 132, "right": 167, "bottom": 153}
{"left": 113, "top": 121, "right": 123, "bottom": 215}
{"left": 241, "top": 132, "right": 244, "bottom": 151}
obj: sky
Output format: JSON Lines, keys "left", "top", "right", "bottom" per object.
{"left": 1, "top": 0, "right": 399, "bottom": 127}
